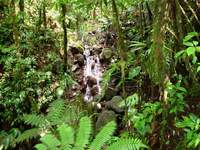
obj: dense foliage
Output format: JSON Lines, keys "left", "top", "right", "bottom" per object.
{"left": 0, "top": 0, "right": 200, "bottom": 150}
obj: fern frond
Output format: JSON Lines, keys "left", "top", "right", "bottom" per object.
{"left": 47, "top": 100, "right": 66, "bottom": 125}
{"left": 15, "top": 128, "right": 40, "bottom": 144}
{"left": 106, "top": 138, "right": 147, "bottom": 150}
{"left": 75, "top": 116, "right": 92, "bottom": 149}
{"left": 89, "top": 121, "right": 116, "bottom": 150}
{"left": 23, "top": 114, "right": 46, "bottom": 127}
{"left": 57, "top": 124, "right": 74, "bottom": 146}
{"left": 40, "top": 134, "right": 61, "bottom": 149}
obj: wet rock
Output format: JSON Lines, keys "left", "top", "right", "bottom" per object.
{"left": 69, "top": 43, "right": 84, "bottom": 54}
{"left": 91, "top": 85, "right": 99, "bottom": 96}
{"left": 95, "top": 110, "right": 116, "bottom": 133}
{"left": 72, "top": 64, "right": 79, "bottom": 72}
{"left": 92, "top": 45, "right": 103, "bottom": 55}
{"left": 86, "top": 76, "right": 97, "bottom": 87}
{"left": 105, "top": 97, "right": 124, "bottom": 114}
{"left": 111, "top": 96, "right": 123, "bottom": 104}
{"left": 75, "top": 54, "right": 84, "bottom": 66}
{"left": 100, "top": 48, "right": 113, "bottom": 61}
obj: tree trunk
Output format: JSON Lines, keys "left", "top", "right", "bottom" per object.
{"left": 61, "top": 4, "right": 68, "bottom": 72}
{"left": 10, "top": 0, "right": 18, "bottom": 45}
{"left": 42, "top": 2, "right": 47, "bottom": 28}
{"left": 19, "top": 0, "right": 24, "bottom": 23}
{"left": 111, "top": 0, "right": 128, "bottom": 130}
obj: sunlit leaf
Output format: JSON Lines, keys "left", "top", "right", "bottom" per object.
{"left": 128, "top": 66, "right": 141, "bottom": 79}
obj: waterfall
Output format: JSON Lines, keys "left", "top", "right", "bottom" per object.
{"left": 83, "top": 45, "right": 102, "bottom": 102}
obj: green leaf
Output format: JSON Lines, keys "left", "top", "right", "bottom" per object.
{"left": 128, "top": 66, "right": 141, "bottom": 79}
{"left": 192, "top": 41, "right": 199, "bottom": 46}
{"left": 106, "top": 138, "right": 147, "bottom": 150}
{"left": 196, "top": 46, "right": 200, "bottom": 52}
{"left": 57, "top": 124, "right": 74, "bottom": 146}
{"left": 186, "top": 47, "right": 195, "bottom": 56}
{"left": 40, "top": 134, "right": 61, "bottom": 149}
{"left": 89, "top": 121, "right": 116, "bottom": 150}
{"left": 183, "top": 42, "right": 194, "bottom": 47}
{"left": 35, "top": 144, "right": 47, "bottom": 150}
{"left": 197, "top": 66, "right": 200, "bottom": 72}
{"left": 75, "top": 116, "right": 92, "bottom": 149}
{"left": 183, "top": 32, "right": 198, "bottom": 42}
{"left": 175, "top": 50, "right": 185, "bottom": 59}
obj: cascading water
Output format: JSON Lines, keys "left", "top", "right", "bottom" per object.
{"left": 83, "top": 45, "right": 102, "bottom": 102}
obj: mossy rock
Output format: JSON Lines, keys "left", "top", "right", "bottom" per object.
{"left": 69, "top": 42, "right": 84, "bottom": 54}
{"left": 100, "top": 48, "right": 113, "bottom": 60}
{"left": 95, "top": 110, "right": 116, "bottom": 133}
{"left": 111, "top": 96, "right": 123, "bottom": 104}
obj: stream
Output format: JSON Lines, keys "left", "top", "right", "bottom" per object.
{"left": 83, "top": 45, "right": 102, "bottom": 102}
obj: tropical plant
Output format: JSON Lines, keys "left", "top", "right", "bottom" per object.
{"left": 35, "top": 116, "right": 147, "bottom": 150}
{"left": 14, "top": 100, "right": 80, "bottom": 145}
{"left": 166, "top": 79, "right": 187, "bottom": 114}
{"left": 175, "top": 32, "right": 200, "bottom": 80}
{"left": 175, "top": 114, "right": 200, "bottom": 149}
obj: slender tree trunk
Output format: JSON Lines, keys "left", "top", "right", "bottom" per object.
{"left": 19, "top": 0, "right": 24, "bottom": 24}
{"left": 38, "top": 8, "right": 42, "bottom": 28}
{"left": 42, "top": 2, "right": 47, "bottom": 29}
{"left": 61, "top": 4, "right": 68, "bottom": 72}
{"left": 111, "top": 0, "right": 128, "bottom": 130}
{"left": 10, "top": 0, "right": 18, "bottom": 45}
{"left": 76, "top": 14, "right": 81, "bottom": 40}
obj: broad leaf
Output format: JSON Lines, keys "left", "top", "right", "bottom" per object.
{"left": 183, "top": 32, "right": 198, "bottom": 42}
{"left": 128, "top": 66, "right": 141, "bottom": 79}
{"left": 186, "top": 47, "right": 195, "bottom": 56}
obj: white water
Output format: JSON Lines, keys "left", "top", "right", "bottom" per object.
{"left": 83, "top": 45, "right": 102, "bottom": 102}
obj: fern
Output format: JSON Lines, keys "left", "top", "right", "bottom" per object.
{"left": 35, "top": 116, "right": 147, "bottom": 150}
{"left": 106, "top": 138, "right": 147, "bottom": 150}
{"left": 57, "top": 124, "right": 74, "bottom": 146}
{"left": 23, "top": 114, "right": 46, "bottom": 127}
{"left": 75, "top": 116, "right": 92, "bottom": 149}
{"left": 89, "top": 121, "right": 116, "bottom": 150}
{"left": 15, "top": 100, "right": 68, "bottom": 144}
{"left": 15, "top": 128, "right": 40, "bottom": 144}
{"left": 47, "top": 100, "right": 66, "bottom": 125}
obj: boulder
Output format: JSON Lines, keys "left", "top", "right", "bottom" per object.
{"left": 100, "top": 48, "right": 113, "bottom": 61}
{"left": 72, "top": 64, "right": 79, "bottom": 72}
{"left": 111, "top": 96, "right": 123, "bottom": 104}
{"left": 95, "top": 110, "right": 116, "bottom": 133}
{"left": 75, "top": 54, "right": 84, "bottom": 66}
{"left": 86, "top": 76, "right": 97, "bottom": 87}
{"left": 69, "top": 42, "right": 84, "bottom": 54}
{"left": 91, "top": 85, "right": 99, "bottom": 96}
